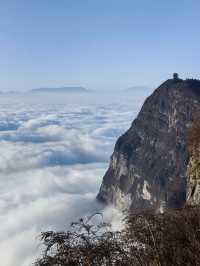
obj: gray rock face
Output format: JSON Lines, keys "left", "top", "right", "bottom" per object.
{"left": 97, "top": 78, "right": 200, "bottom": 211}
{"left": 187, "top": 150, "right": 200, "bottom": 206}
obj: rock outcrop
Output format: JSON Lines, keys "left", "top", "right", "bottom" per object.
{"left": 187, "top": 116, "right": 200, "bottom": 205}
{"left": 97, "top": 76, "right": 200, "bottom": 211}
{"left": 187, "top": 151, "right": 200, "bottom": 206}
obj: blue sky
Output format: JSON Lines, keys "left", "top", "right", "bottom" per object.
{"left": 0, "top": 0, "right": 200, "bottom": 91}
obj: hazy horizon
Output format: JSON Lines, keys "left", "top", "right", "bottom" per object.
{"left": 0, "top": 84, "right": 153, "bottom": 93}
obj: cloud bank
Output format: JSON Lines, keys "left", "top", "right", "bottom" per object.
{"left": 0, "top": 91, "right": 149, "bottom": 266}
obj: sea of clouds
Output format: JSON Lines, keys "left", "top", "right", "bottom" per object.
{"left": 0, "top": 90, "right": 151, "bottom": 266}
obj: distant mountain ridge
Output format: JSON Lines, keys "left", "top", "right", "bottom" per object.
{"left": 30, "top": 86, "right": 89, "bottom": 93}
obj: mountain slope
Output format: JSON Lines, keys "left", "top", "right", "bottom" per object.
{"left": 97, "top": 76, "right": 200, "bottom": 211}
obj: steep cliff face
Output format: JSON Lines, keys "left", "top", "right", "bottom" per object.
{"left": 97, "top": 78, "right": 200, "bottom": 211}
{"left": 187, "top": 151, "right": 200, "bottom": 206}
{"left": 187, "top": 116, "right": 200, "bottom": 206}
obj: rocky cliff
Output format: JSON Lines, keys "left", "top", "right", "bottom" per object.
{"left": 187, "top": 115, "right": 200, "bottom": 206}
{"left": 187, "top": 151, "right": 200, "bottom": 206}
{"left": 97, "top": 76, "right": 200, "bottom": 211}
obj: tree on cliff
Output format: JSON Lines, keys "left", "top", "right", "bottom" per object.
{"left": 34, "top": 207, "right": 200, "bottom": 266}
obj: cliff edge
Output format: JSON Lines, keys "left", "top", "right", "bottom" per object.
{"left": 97, "top": 75, "right": 200, "bottom": 211}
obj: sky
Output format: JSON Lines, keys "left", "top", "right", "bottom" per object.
{"left": 0, "top": 0, "right": 200, "bottom": 91}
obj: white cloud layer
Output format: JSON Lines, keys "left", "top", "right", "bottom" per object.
{"left": 0, "top": 91, "right": 149, "bottom": 266}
